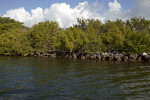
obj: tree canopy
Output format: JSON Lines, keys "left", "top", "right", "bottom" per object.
{"left": 0, "top": 16, "right": 150, "bottom": 56}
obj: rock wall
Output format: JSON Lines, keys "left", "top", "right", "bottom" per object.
{"left": 34, "top": 51, "right": 150, "bottom": 63}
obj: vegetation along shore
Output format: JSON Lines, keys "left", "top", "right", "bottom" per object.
{"left": 0, "top": 17, "right": 150, "bottom": 62}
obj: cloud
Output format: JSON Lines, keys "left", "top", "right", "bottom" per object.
{"left": 3, "top": 7, "right": 44, "bottom": 27}
{"left": 108, "top": 0, "right": 121, "bottom": 12}
{"left": 2, "top": 0, "right": 150, "bottom": 28}
{"left": 102, "top": 0, "right": 125, "bottom": 21}
{"left": 129, "top": 0, "right": 150, "bottom": 18}
{"left": 3, "top": 7, "right": 30, "bottom": 23}
{"left": 2, "top": 1, "right": 105, "bottom": 28}
{"left": 4, "top": 1, "right": 104, "bottom": 27}
{"left": 44, "top": 1, "right": 93, "bottom": 27}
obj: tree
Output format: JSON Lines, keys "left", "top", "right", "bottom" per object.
{"left": 0, "top": 17, "right": 24, "bottom": 34}
{"left": 124, "top": 31, "right": 150, "bottom": 53}
{"left": 126, "top": 17, "right": 150, "bottom": 34}
{"left": 0, "top": 28, "right": 33, "bottom": 56}
{"left": 101, "top": 20, "right": 125, "bottom": 51}
{"left": 56, "top": 27, "right": 87, "bottom": 52}
{"left": 30, "top": 21, "right": 62, "bottom": 52}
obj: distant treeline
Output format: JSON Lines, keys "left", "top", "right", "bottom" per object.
{"left": 0, "top": 16, "right": 150, "bottom": 56}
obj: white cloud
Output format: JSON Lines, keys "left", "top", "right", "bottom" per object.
{"left": 3, "top": 1, "right": 104, "bottom": 28}
{"left": 3, "top": 7, "right": 30, "bottom": 22}
{"left": 29, "top": 7, "right": 44, "bottom": 26}
{"left": 2, "top": 0, "right": 150, "bottom": 28}
{"left": 108, "top": 0, "right": 121, "bottom": 12}
{"left": 44, "top": 1, "right": 104, "bottom": 27}
{"left": 102, "top": 0, "right": 124, "bottom": 21}
{"left": 3, "top": 7, "right": 44, "bottom": 27}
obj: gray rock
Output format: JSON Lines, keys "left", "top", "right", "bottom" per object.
{"left": 81, "top": 55, "right": 86, "bottom": 59}
{"left": 101, "top": 52, "right": 109, "bottom": 58}
{"left": 137, "top": 56, "right": 142, "bottom": 62}
{"left": 114, "top": 53, "right": 124, "bottom": 58}
{"left": 130, "top": 53, "right": 138, "bottom": 61}
{"left": 97, "top": 54, "right": 101, "bottom": 60}
{"left": 84, "top": 53, "right": 91, "bottom": 59}
{"left": 109, "top": 56, "right": 114, "bottom": 61}
{"left": 47, "top": 53, "right": 51, "bottom": 56}
{"left": 43, "top": 52, "right": 47, "bottom": 56}
{"left": 90, "top": 54, "right": 97, "bottom": 59}
{"left": 109, "top": 53, "right": 114, "bottom": 56}
{"left": 36, "top": 52, "right": 41, "bottom": 56}
{"left": 117, "top": 57, "right": 122, "bottom": 61}
{"left": 72, "top": 53, "right": 77, "bottom": 59}
{"left": 123, "top": 56, "right": 128, "bottom": 61}
{"left": 50, "top": 53, "right": 57, "bottom": 57}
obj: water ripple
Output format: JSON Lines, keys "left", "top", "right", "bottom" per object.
{"left": 0, "top": 56, "right": 150, "bottom": 100}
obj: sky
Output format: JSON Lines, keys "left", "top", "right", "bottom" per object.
{"left": 0, "top": 0, "right": 150, "bottom": 28}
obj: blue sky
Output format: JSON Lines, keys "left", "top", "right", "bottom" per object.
{"left": 0, "top": 0, "right": 134, "bottom": 15}
{"left": 1, "top": 0, "right": 149, "bottom": 27}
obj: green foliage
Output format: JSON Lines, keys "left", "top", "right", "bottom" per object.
{"left": 30, "top": 21, "right": 61, "bottom": 52}
{"left": 124, "top": 31, "right": 150, "bottom": 53}
{"left": 126, "top": 17, "right": 150, "bottom": 34}
{"left": 56, "top": 27, "right": 87, "bottom": 51}
{"left": 73, "top": 18, "right": 104, "bottom": 53}
{"left": 0, "top": 28, "right": 33, "bottom": 56}
{"left": 0, "top": 17, "right": 24, "bottom": 34}
{"left": 101, "top": 20, "right": 125, "bottom": 50}
{"left": 0, "top": 17, "right": 33, "bottom": 56}
{"left": 0, "top": 17, "right": 150, "bottom": 56}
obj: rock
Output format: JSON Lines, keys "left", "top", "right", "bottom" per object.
{"left": 43, "top": 52, "right": 47, "bottom": 56}
{"left": 47, "top": 53, "right": 51, "bottom": 56}
{"left": 101, "top": 52, "right": 109, "bottom": 58}
{"left": 48, "top": 50, "right": 55, "bottom": 54}
{"left": 114, "top": 55, "right": 119, "bottom": 59}
{"left": 81, "top": 55, "right": 86, "bottom": 59}
{"left": 137, "top": 56, "right": 142, "bottom": 62}
{"left": 101, "top": 52, "right": 109, "bottom": 60}
{"left": 65, "top": 55, "right": 69, "bottom": 58}
{"left": 50, "top": 53, "right": 57, "bottom": 57}
{"left": 141, "top": 55, "right": 150, "bottom": 62}
{"left": 102, "top": 57, "right": 105, "bottom": 60}
{"left": 72, "top": 53, "right": 77, "bottom": 59}
{"left": 109, "top": 53, "right": 114, "bottom": 56}
{"left": 112, "top": 51, "right": 117, "bottom": 54}
{"left": 97, "top": 54, "right": 101, "bottom": 60}
{"left": 129, "top": 53, "right": 138, "bottom": 61}
{"left": 69, "top": 55, "right": 72, "bottom": 58}
{"left": 114, "top": 53, "right": 124, "bottom": 58}
{"left": 105, "top": 56, "right": 109, "bottom": 61}
{"left": 113, "top": 56, "right": 122, "bottom": 61}
{"left": 84, "top": 53, "right": 91, "bottom": 59}
{"left": 90, "top": 54, "right": 97, "bottom": 59}
{"left": 96, "top": 52, "right": 100, "bottom": 55}
{"left": 123, "top": 56, "right": 128, "bottom": 61}
{"left": 109, "top": 56, "right": 114, "bottom": 61}
{"left": 75, "top": 52, "right": 80, "bottom": 58}
{"left": 36, "top": 52, "right": 41, "bottom": 56}
{"left": 117, "top": 57, "right": 122, "bottom": 61}
{"left": 143, "top": 52, "right": 147, "bottom": 56}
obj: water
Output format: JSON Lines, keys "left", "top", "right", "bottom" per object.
{"left": 0, "top": 56, "right": 150, "bottom": 100}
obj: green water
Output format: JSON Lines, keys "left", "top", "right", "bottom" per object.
{"left": 0, "top": 56, "right": 150, "bottom": 100}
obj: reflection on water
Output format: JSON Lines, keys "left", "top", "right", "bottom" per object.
{"left": 0, "top": 56, "right": 150, "bottom": 100}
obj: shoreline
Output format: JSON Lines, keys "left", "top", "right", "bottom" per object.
{"left": 32, "top": 50, "right": 150, "bottom": 63}
{"left": 1, "top": 51, "right": 149, "bottom": 63}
